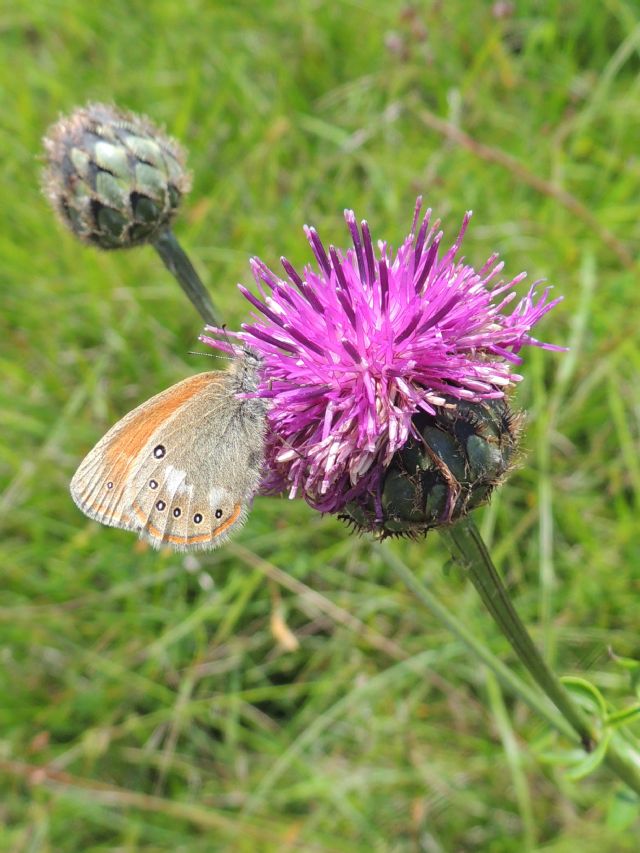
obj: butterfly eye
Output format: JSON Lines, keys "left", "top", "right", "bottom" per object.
{"left": 193, "top": 513, "right": 203, "bottom": 524}
{"left": 153, "top": 445, "right": 166, "bottom": 459}
{"left": 155, "top": 500, "right": 166, "bottom": 511}
{"left": 215, "top": 509, "right": 223, "bottom": 519}
{"left": 149, "top": 479, "right": 158, "bottom": 490}
{"left": 106, "top": 481, "right": 114, "bottom": 489}
{"left": 173, "top": 507, "right": 181, "bottom": 518}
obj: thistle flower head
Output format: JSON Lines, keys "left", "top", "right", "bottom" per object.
{"left": 42, "top": 103, "right": 190, "bottom": 250}
{"left": 202, "top": 199, "right": 563, "bottom": 535}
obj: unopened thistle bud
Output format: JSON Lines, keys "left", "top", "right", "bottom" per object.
{"left": 42, "top": 103, "right": 191, "bottom": 250}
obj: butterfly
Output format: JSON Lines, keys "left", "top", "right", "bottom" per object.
{"left": 70, "top": 350, "right": 267, "bottom": 550}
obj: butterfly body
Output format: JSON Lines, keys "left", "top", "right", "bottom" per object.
{"left": 71, "top": 351, "right": 267, "bottom": 550}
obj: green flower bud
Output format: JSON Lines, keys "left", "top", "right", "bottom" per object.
{"left": 42, "top": 103, "right": 191, "bottom": 250}
{"left": 342, "top": 396, "right": 522, "bottom": 538}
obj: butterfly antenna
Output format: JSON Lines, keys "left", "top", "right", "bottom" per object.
{"left": 188, "top": 350, "right": 233, "bottom": 362}
{"left": 221, "top": 325, "right": 244, "bottom": 358}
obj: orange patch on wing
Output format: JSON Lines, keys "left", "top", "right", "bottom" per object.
{"left": 102, "top": 373, "right": 217, "bottom": 486}
{"left": 133, "top": 502, "right": 242, "bottom": 545}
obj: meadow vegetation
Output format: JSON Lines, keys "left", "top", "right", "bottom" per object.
{"left": 1, "top": 1, "right": 639, "bottom": 849}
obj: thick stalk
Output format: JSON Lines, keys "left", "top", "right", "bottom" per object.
{"left": 379, "top": 544, "right": 576, "bottom": 742}
{"left": 153, "top": 228, "right": 219, "bottom": 326}
{"left": 437, "top": 516, "right": 640, "bottom": 795}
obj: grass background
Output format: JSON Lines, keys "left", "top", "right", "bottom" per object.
{"left": 2, "top": 0, "right": 640, "bottom": 849}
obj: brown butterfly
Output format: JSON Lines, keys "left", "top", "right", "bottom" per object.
{"left": 71, "top": 351, "right": 267, "bottom": 550}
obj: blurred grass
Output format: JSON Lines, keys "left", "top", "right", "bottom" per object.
{"left": 1, "top": 0, "right": 640, "bottom": 849}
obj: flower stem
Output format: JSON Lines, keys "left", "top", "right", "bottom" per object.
{"left": 437, "top": 515, "right": 640, "bottom": 795}
{"left": 153, "top": 228, "right": 220, "bottom": 326}
{"left": 379, "top": 544, "right": 576, "bottom": 741}
{"left": 441, "top": 518, "right": 592, "bottom": 747}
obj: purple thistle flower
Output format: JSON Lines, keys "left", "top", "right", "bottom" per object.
{"left": 201, "top": 198, "right": 562, "bottom": 525}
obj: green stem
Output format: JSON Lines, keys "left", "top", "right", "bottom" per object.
{"left": 441, "top": 518, "right": 592, "bottom": 747}
{"left": 437, "top": 516, "right": 640, "bottom": 795}
{"left": 153, "top": 228, "right": 220, "bottom": 326}
{"left": 379, "top": 544, "right": 576, "bottom": 742}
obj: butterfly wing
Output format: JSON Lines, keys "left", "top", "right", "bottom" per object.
{"left": 71, "top": 366, "right": 265, "bottom": 550}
